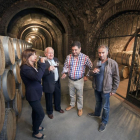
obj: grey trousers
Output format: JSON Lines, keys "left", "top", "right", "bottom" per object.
{"left": 68, "top": 78, "right": 84, "bottom": 110}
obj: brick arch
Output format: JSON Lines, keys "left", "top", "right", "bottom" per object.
{"left": 0, "top": 0, "right": 71, "bottom": 58}
{"left": 94, "top": 0, "right": 140, "bottom": 37}
{"left": 0, "top": 0, "right": 70, "bottom": 35}
{"left": 89, "top": 0, "right": 140, "bottom": 57}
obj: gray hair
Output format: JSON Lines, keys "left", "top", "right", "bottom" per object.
{"left": 44, "top": 47, "right": 54, "bottom": 53}
{"left": 98, "top": 45, "right": 108, "bottom": 52}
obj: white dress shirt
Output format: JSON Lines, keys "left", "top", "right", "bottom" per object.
{"left": 48, "top": 59, "right": 59, "bottom": 81}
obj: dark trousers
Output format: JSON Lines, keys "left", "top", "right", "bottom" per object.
{"left": 28, "top": 100, "right": 45, "bottom": 135}
{"left": 45, "top": 81, "right": 61, "bottom": 115}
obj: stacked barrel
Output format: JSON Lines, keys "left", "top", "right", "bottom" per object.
{"left": 111, "top": 51, "right": 133, "bottom": 80}
{"left": 0, "top": 36, "right": 32, "bottom": 140}
{"left": 111, "top": 51, "right": 140, "bottom": 80}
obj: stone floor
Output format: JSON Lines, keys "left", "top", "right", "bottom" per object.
{"left": 15, "top": 75, "right": 140, "bottom": 140}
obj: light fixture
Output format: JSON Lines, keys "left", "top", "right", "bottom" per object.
{"left": 32, "top": 28, "right": 38, "bottom": 31}
{"left": 31, "top": 36, "right": 35, "bottom": 38}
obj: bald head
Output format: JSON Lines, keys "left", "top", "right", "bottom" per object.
{"left": 45, "top": 47, "right": 54, "bottom": 53}
{"left": 44, "top": 47, "right": 54, "bottom": 60}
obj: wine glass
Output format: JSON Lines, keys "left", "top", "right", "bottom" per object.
{"left": 53, "top": 61, "right": 59, "bottom": 67}
{"left": 96, "top": 60, "right": 102, "bottom": 74}
{"left": 50, "top": 61, "right": 59, "bottom": 73}
{"left": 39, "top": 56, "right": 48, "bottom": 61}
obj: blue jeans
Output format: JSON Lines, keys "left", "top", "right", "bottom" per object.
{"left": 94, "top": 90, "right": 110, "bottom": 124}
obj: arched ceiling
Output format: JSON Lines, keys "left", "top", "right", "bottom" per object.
{"left": 0, "top": 0, "right": 111, "bottom": 55}
{"left": 92, "top": 11, "right": 140, "bottom": 60}
{"left": 7, "top": 8, "right": 65, "bottom": 50}
{"left": 0, "top": 0, "right": 140, "bottom": 61}
{"left": 0, "top": 0, "right": 73, "bottom": 62}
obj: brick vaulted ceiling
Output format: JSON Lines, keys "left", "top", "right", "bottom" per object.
{"left": 0, "top": 0, "right": 140, "bottom": 61}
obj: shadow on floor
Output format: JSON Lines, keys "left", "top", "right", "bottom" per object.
{"left": 15, "top": 78, "right": 140, "bottom": 140}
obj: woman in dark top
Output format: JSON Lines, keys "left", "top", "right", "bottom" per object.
{"left": 20, "top": 49, "right": 46, "bottom": 139}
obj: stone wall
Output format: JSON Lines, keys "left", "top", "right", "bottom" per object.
{"left": 0, "top": 0, "right": 140, "bottom": 61}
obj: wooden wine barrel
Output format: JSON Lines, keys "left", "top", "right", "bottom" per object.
{"left": 18, "top": 39, "right": 23, "bottom": 53}
{"left": 22, "top": 40, "right": 28, "bottom": 51}
{"left": 24, "top": 41, "right": 27, "bottom": 50}
{"left": 112, "top": 52, "right": 132, "bottom": 66}
{"left": 123, "top": 53, "right": 132, "bottom": 66}
{"left": 10, "top": 62, "right": 21, "bottom": 84}
{"left": 119, "top": 65, "right": 129, "bottom": 79}
{"left": 0, "top": 108, "right": 16, "bottom": 140}
{"left": 8, "top": 89, "right": 22, "bottom": 116}
{"left": 1, "top": 69, "right": 16, "bottom": 102}
{"left": 115, "top": 52, "right": 123, "bottom": 64}
{"left": 21, "top": 40, "right": 25, "bottom": 51}
{"left": 0, "top": 39, "right": 5, "bottom": 75}
{"left": 0, "top": 36, "right": 15, "bottom": 67}
{"left": 122, "top": 51, "right": 133, "bottom": 66}
{"left": 19, "top": 81, "right": 25, "bottom": 98}
{"left": 0, "top": 90, "right": 5, "bottom": 133}
{"left": 11, "top": 38, "right": 21, "bottom": 60}
{"left": 17, "top": 59, "right": 22, "bottom": 67}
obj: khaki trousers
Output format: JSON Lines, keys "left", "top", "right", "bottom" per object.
{"left": 68, "top": 78, "right": 84, "bottom": 110}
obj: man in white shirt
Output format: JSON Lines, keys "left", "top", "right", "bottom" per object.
{"left": 42, "top": 47, "right": 64, "bottom": 119}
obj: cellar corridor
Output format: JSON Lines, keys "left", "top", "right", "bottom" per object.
{"left": 0, "top": 1, "right": 140, "bottom": 140}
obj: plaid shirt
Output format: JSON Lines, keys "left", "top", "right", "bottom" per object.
{"left": 62, "top": 53, "right": 93, "bottom": 79}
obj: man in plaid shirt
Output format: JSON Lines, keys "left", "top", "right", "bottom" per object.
{"left": 61, "top": 41, "right": 93, "bottom": 116}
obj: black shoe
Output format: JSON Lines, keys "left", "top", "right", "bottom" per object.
{"left": 48, "top": 114, "right": 53, "bottom": 119}
{"left": 39, "top": 127, "right": 45, "bottom": 131}
{"left": 88, "top": 113, "right": 100, "bottom": 118}
{"left": 58, "top": 109, "right": 64, "bottom": 113}
{"left": 32, "top": 133, "right": 46, "bottom": 139}
{"left": 99, "top": 123, "right": 107, "bottom": 132}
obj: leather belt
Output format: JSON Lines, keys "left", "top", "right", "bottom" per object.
{"left": 69, "top": 77, "right": 83, "bottom": 81}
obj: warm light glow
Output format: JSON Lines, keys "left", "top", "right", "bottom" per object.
{"left": 31, "top": 36, "right": 35, "bottom": 38}
{"left": 28, "top": 38, "right": 31, "bottom": 41}
{"left": 32, "top": 28, "right": 38, "bottom": 31}
{"left": 28, "top": 40, "right": 31, "bottom": 43}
